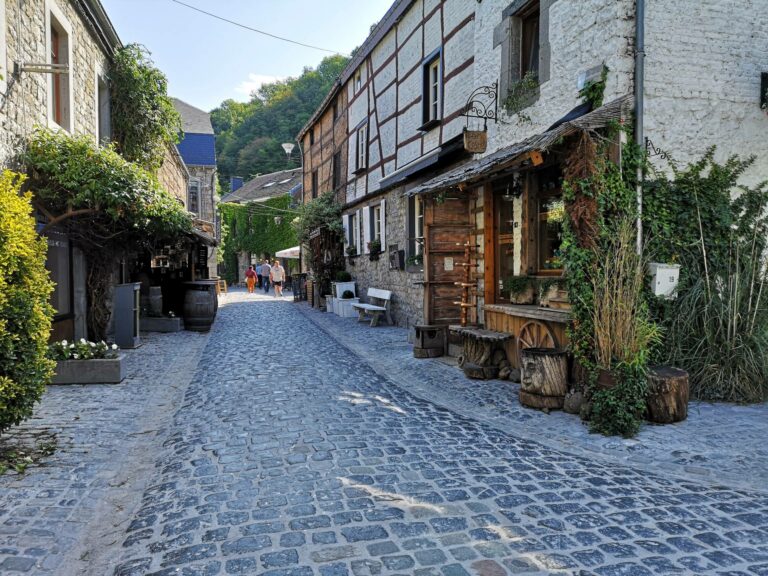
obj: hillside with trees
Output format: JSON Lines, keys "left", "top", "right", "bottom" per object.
{"left": 211, "top": 55, "right": 348, "bottom": 185}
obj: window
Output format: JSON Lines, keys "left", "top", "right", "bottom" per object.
{"left": 537, "top": 188, "right": 564, "bottom": 273}
{"left": 97, "top": 73, "right": 111, "bottom": 145}
{"left": 347, "top": 211, "right": 359, "bottom": 254}
{"left": 332, "top": 151, "right": 342, "bottom": 190}
{"left": 520, "top": 2, "right": 540, "bottom": 76}
{"left": 188, "top": 180, "right": 200, "bottom": 215}
{"left": 311, "top": 169, "right": 319, "bottom": 199}
{"left": 49, "top": 12, "right": 71, "bottom": 130}
{"left": 332, "top": 98, "right": 339, "bottom": 121}
{"left": 309, "top": 129, "right": 315, "bottom": 145}
{"left": 421, "top": 51, "right": 442, "bottom": 128}
{"left": 355, "top": 123, "right": 368, "bottom": 173}
{"left": 407, "top": 195, "right": 424, "bottom": 263}
{"left": 370, "top": 204, "right": 382, "bottom": 242}
{"left": 354, "top": 68, "right": 362, "bottom": 93}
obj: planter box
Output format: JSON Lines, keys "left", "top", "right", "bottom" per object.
{"left": 333, "top": 281, "right": 356, "bottom": 299}
{"left": 325, "top": 296, "right": 336, "bottom": 314}
{"left": 141, "top": 316, "right": 183, "bottom": 333}
{"left": 51, "top": 354, "right": 126, "bottom": 385}
{"left": 336, "top": 297, "right": 360, "bottom": 318}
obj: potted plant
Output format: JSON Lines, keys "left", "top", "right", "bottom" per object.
{"left": 538, "top": 278, "right": 566, "bottom": 308}
{"left": 406, "top": 253, "right": 423, "bottom": 268}
{"left": 48, "top": 339, "right": 126, "bottom": 384}
{"left": 505, "top": 276, "right": 535, "bottom": 304}
{"left": 367, "top": 239, "right": 382, "bottom": 261}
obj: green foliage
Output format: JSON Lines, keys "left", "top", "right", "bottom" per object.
{"left": 110, "top": 44, "right": 181, "bottom": 172}
{"left": 335, "top": 271, "right": 352, "bottom": 282}
{"left": 340, "top": 290, "right": 354, "bottom": 299}
{"left": 211, "top": 55, "right": 348, "bottom": 184}
{"left": 505, "top": 275, "right": 534, "bottom": 297}
{"left": 24, "top": 129, "right": 193, "bottom": 339}
{"left": 645, "top": 149, "right": 768, "bottom": 402}
{"left": 219, "top": 196, "right": 298, "bottom": 283}
{"left": 294, "top": 191, "right": 343, "bottom": 245}
{"left": 502, "top": 71, "right": 539, "bottom": 123}
{"left": 48, "top": 339, "right": 119, "bottom": 361}
{"left": 590, "top": 365, "right": 648, "bottom": 437}
{"left": 0, "top": 171, "right": 55, "bottom": 435}
{"left": 578, "top": 64, "right": 609, "bottom": 109}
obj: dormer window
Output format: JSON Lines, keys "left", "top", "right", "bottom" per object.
{"left": 354, "top": 68, "right": 363, "bottom": 93}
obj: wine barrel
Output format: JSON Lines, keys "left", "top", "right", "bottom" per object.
{"left": 520, "top": 347, "right": 568, "bottom": 410}
{"left": 183, "top": 281, "right": 217, "bottom": 332}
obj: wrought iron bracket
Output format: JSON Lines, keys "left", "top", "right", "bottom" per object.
{"left": 462, "top": 82, "right": 498, "bottom": 129}
{"left": 645, "top": 137, "right": 671, "bottom": 161}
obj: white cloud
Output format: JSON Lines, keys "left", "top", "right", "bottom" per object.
{"left": 235, "top": 73, "right": 287, "bottom": 98}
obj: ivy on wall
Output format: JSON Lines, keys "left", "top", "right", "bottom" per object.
{"left": 219, "top": 196, "right": 298, "bottom": 283}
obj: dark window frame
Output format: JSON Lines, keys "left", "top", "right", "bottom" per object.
{"left": 419, "top": 47, "right": 443, "bottom": 131}
{"left": 311, "top": 169, "right": 319, "bottom": 199}
{"left": 332, "top": 150, "right": 342, "bottom": 190}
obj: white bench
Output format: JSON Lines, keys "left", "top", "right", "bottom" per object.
{"left": 352, "top": 288, "right": 393, "bottom": 327}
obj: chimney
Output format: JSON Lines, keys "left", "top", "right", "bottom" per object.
{"left": 230, "top": 176, "right": 244, "bottom": 192}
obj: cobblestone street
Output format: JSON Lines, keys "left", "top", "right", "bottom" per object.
{"left": 1, "top": 290, "right": 767, "bottom": 575}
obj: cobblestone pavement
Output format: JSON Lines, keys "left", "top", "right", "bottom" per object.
{"left": 0, "top": 330, "right": 210, "bottom": 575}
{"left": 111, "top": 290, "right": 768, "bottom": 576}
{"left": 301, "top": 306, "right": 768, "bottom": 493}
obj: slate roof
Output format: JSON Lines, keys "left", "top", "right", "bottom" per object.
{"left": 176, "top": 133, "right": 216, "bottom": 167}
{"left": 220, "top": 168, "right": 303, "bottom": 204}
{"left": 172, "top": 98, "right": 215, "bottom": 135}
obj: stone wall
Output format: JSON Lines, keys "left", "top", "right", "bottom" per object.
{"left": 187, "top": 164, "right": 218, "bottom": 276}
{"left": 342, "top": 188, "right": 424, "bottom": 329}
{"left": 158, "top": 144, "right": 188, "bottom": 206}
{"left": 1, "top": 0, "right": 111, "bottom": 166}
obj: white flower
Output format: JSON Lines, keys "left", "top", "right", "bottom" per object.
{"left": 111, "top": 344, "right": 118, "bottom": 350}
{"left": 73, "top": 354, "right": 79, "bottom": 359}
{"left": 80, "top": 338, "right": 86, "bottom": 344}
{"left": 70, "top": 344, "right": 75, "bottom": 349}
{"left": 61, "top": 340, "right": 68, "bottom": 346}
{"left": 90, "top": 342, "right": 96, "bottom": 347}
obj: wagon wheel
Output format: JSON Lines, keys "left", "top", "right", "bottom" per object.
{"left": 517, "top": 320, "right": 557, "bottom": 365}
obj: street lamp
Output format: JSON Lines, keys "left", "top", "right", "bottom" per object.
{"left": 281, "top": 142, "right": 295, "bottom": 165}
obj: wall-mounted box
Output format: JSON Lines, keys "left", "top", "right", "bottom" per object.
{"left": 648, "top": 263, "right": 680, "bottom": 299}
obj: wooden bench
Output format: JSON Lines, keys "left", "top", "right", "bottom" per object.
{"left": 352, "top": 288, "right": 393, "bottom": 327}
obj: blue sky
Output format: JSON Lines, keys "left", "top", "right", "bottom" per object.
{"left": 100, "top": 0, "right": 393, "bottom": 112}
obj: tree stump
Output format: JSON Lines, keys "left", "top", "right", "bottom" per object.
{"left": 520, "top": 348, "right": 568, "bottom": 410}
{"left": 451, "top": 327, "right": 512, "bottom": 380}
{"left": 646, "top": 366, "right": 689, "bottom": 423}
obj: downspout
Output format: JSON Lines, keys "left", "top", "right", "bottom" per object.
{"left": 635, "top": 0, "right": 645, "bottom": 254}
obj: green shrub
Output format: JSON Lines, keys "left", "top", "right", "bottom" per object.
{"left": 335, "top": 271, "right": 352, "bottom": 282}
{"left": 341, "top": 290, "right": 354, "bottom": 299}
{"left": 0, "top": 171, "right": 55, "bottom": 434}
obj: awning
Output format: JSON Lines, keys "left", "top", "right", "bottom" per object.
{"left": 407, "top": 95, "right": 633, "bottom": 196}
{"left": 275, "top": 246, "right": 301, "bottom": 259}
{"left": 189, "top": 227, "right": 217, "bottom": 247}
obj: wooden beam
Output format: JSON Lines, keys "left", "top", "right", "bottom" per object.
{"left": 483, "top": 183, "right": 495, "bottom": 307}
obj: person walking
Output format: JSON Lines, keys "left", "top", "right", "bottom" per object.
{"left": 261, "top": 259, "right": 272, "bottom": 294}
{"left": 255, "top": 261, "right": 263, "bottom": 289}
{"left": 270, "top": 259, "right": 286, "bottom": 298}
{"left": 244, "top": 265, "right": 257, "bottom": 294}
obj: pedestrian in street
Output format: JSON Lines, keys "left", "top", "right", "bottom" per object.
{"left": 244, "top": 265, "right": 257, "bottom": 293}
{"left": 255, "top": 261, "right": 263, "bottom": 289}
{"left": 261, "top": 259, "right": 272, "bottom": 294}
{"left": 270, "top": 259, "right": 286, "bottom": 298}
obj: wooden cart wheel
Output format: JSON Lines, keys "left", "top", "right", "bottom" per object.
{"left": 517, "top": 320, "right": 557, "bottom": 365}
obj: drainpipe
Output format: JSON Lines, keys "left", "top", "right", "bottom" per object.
{"left": 635, "top": 0, "right": 645, "bottom": 254}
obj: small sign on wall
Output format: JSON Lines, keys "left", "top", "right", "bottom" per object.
{"left": 389, "top": 245, "right": 404, "bottom": 270}
{"left": 444, "top": 257, "right": 454, "bottom": 271}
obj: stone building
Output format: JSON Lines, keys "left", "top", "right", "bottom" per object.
{"left": 0, "top": 0, "right": 120, "bottom": 340}
{"left": 172, "top": 98, "right": 219, "bottom": 278}
{"left": 302, "top": 0, "right": 768, "bottom": 340}
{"left": 157, "top": 142, "right": 189, "bottom": 205}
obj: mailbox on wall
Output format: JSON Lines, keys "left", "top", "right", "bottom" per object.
{"left": 648, "top": 263, "right": 681, "bottom": 299}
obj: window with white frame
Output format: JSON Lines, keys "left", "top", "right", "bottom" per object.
{"left": 355, "top": 123, "right": 368, "bottom": 173}
{"left": 372, "top": 204, "right": 382, "bottom": 242}
{"left": 347, "top": 211, "right": 359, "bottom": 253}
{"left": 97, "top": 73, "right": 111, "bottom": 145}
{"left": 354, "top": 68, "right": 362, "bottom": 93}
{"left": 422, "top": 52, "right": 442, "bottom": 126}
{"left": 49, "top": 11, "right": 71, "bottom": 130}
{"left": 407, "top": 194, "right": 425, "bottom": 265}
{"left": 188, "top": 179, "right": 200, "bottom": 215}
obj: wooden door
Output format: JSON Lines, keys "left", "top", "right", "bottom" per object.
{"left": 424, "top": 194, "right": 471, "bottom": 325}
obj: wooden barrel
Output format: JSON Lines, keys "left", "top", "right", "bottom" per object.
{"left": 183, "top": 282, "right": 217, "bottom": 332}
{"left": 520, "top": 347, "right": 568, "bottom": 409}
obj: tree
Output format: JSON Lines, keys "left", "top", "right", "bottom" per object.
{"left": 211, "top": 55, "right": 348, "bottom": 183}
{"left": 0, "top": 171, "right": 55, "bottom": 434}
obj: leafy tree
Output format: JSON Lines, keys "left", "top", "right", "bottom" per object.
{"left": 211, "top": 55, "right": 348, "bottom": 184}
{"left": 110, "top": 44, "right": 182, "bottom": 172}
{"left": 24, "top": 129, "right": 192, "bottom": 340}
{"left": 0, "top": 171, "right": 55, "bottom": 434}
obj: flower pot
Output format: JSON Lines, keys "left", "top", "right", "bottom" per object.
{"left": 596, "top": 368, "right": 619, "bottom": 390}
{"left": 51, "top": 354, "right": 126, "bottom": 385}
{"left": 509, "top": 285, "right": 535, "bottom": 305}
{"left": 140, "top": 316, "right": 183, "bottom": 333}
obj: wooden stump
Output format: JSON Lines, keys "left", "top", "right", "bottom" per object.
{"left": 414, "top": 347, "right": 442, "bottom": 359}
{"left": 520, "top": 347, "right": 568, "bottom": 410}
{"left": 647, "top": 366, "right": 689, "bottom": 424}
{"left": 463, "top": 362, "right": 499, "bottom": 380}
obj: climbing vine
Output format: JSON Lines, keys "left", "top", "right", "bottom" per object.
{"left": 502, "top": 71, "right": 539, "bottom": 123}
{"left": 578, "top": 64, "right": 609, "bottom": 109}
{"left": 110, "top": 44, "right": 182, "bottom": 172}
{"left": 219, "top": 196, "right": 298, "bottom": 283}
